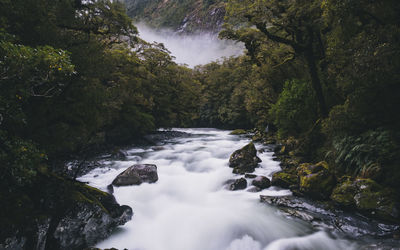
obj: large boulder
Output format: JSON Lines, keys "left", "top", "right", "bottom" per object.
{"left": 0, "top": 175, "right": 132, "bottom": 250}
{"left": 297, "top": 161, "right": 336, "bottom": 199}
{"left": 229, "top": 178, "right": 247, "bottom": 191}
{"left": 229, "top": 142, "right": 261, "bottom": 173}
{"left": 331, "top": 178, "right": 399, "bottom": 222}
{"left": 252, "top": 176, "right": 271, "bottom": 190}
{"left": 52, "top": 187, "right": 132, "bottom": 250}
{"left": 330, "top": 176, "right": 356, "bottom": 207}
{"left": 271, "top": 171, "right": 298, "bottom": 188}
{"left": 112, "top": 164, "right": 158, "bottom": 186}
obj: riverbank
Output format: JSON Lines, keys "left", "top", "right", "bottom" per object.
{"left": 242, "top": 129, "right": 400, "bottom": 228}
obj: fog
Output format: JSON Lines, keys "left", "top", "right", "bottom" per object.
{"left": 136, "top": 24, "right": 244, "bottom": 68}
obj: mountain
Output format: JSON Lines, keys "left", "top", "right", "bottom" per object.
{"left": 124, "top": 0, "right": 226, "bottom": 33}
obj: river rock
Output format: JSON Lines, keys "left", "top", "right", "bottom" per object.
{"left": 52, "top": 191, "right": 132, "bottom": 250}
{"left": 110, "top": 149, "right": 127, "bottom": 160}
{"left": 0, "top": 175, "right": 132, "bottom": 250}
{"left": 229, "top": 178, "right": 247, "bottom": 191}
{"left": 247, "top": 186, "right": 261, "bottom": 192}
{"left": 252, "top": 176, "right": 271, "bottom": 189}
{"left": 297, "top": 161, "right": 336, "bottom": 200}
{"left": 245, "top": 173, "right": 257, "bottom": 178}
{"left": 230, "top": 129, "right": 247, "bottom": 135}
{"left": 260, "top": 195, "right": 400, "bottom": 238}
{"left": 260, "top": 195, "right": 304, "bottom": 208}
{"left": 112, "top": 164, "right": 158, "bottom": 186}
{"left": 229, "top": 142, "right": 261, "bottom": 173}
{"left": 331, "top": 178, "right": 400, "bottom": 222}
{"left": 271, "top": 171, "right": 298, "bottom": 188}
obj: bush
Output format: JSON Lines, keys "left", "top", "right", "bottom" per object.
{"left": 269, "top": 79, "right": 319, "bottom": 138}
{"left": 0, "top": 131, "right": 47, "bottom": 189}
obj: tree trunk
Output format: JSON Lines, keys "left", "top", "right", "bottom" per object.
{"left": 305, "top": 51, "right": 328, "bottom": 117}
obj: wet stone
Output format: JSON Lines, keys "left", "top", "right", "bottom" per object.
{"left": 229, "top": 178, "right": 247, "bottom": 191}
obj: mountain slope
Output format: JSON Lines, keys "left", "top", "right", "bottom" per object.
{"left": 124, "top": 0, "right": 226, "bottom": 33}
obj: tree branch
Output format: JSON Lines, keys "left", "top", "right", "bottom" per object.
{"left": 254, "top": 22, "right": 302, "bottom": 51}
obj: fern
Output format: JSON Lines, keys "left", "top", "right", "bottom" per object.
{"left": 331, "top": 128, "right": 398, "bottom": 176}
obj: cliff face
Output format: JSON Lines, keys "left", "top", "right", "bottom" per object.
{"left": 124, "top": 0, "right": 226, "bottom": 33}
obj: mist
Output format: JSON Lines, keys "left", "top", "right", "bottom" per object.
{"left": 136, "top": 24, "right": 244, "bottom": 68}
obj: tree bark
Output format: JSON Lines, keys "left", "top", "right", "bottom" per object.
{"left": 305, "top": 51, "right": 328, "bottom": 117}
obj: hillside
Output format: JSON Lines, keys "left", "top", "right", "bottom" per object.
{"left": 124, "top": 0, "right": 226, "bottom": 33}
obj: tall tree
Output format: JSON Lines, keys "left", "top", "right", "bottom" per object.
{"left": 221, "top": 0, "right": 328, "bottom": 117}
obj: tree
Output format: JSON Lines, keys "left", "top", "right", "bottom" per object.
{"left": 221, "top": 0, "right": 329, "bottom": 117}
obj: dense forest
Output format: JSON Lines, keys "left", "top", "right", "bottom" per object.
{"left": 1, "top": 0, "right": 400, "bottom": 249}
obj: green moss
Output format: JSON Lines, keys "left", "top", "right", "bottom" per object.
{"left": 279, "top": 145, "right": 286, "bottom": 155}
{"left": 330, "top": 178, "right": 399, "bottom": 222}
{"left": 297, "top": 162, "right": 335, "bottom": 199}
{"left": 296, "top": 163, "right": 312, "bottom": 175}
{"left": 230, "top": 129, "right": 247, "bottom": 135}
{"left": 272, "top": 172, "right": 298, "bottom": 187}
{"left": 71, "top": 182, "right": 110, "bottom": 213}
{"left": 353, "top": 178, "right": 386, "bottom": 211}
{"left": 331, "top": 179, "right": 357, "bottom": 207}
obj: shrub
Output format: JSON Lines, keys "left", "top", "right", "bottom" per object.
{"left": 269, "top": 79, "right": 318, "bottom": 138}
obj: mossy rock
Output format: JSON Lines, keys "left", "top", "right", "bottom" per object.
{"left": 271, "top": 171, "right": 298, "bottom": 188}
{"left": 230, "top": 129, "right": 247, "bottom": 135}
{"left": 251, "top": 133, "right": 263, "bottom": 142}
{"left": 229, "top": 142, "right": 261, "bottom": 173}
{"left": 330, "top": 177, "right": 357, "bottom": 207}
{"left": 0, "top": 172, "right": 132, "bottom": 249}
{"left": 353, "top": 179, "right": 399, "bottom": 221}
{"left": 297, "top": 161, "right": 329, "bottom": 175}
{"left": 331, "top": 178, "right": 399, "bottom": 223}
{"left": 280, "top": 157, "right": 301, "bottom": 170}
{"left": 297, "top": 161, "right": 336, "bottom": 200}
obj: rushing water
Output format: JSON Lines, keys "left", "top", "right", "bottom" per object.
{"left": 78, "top": 128, "right": 355, "bottom": 250}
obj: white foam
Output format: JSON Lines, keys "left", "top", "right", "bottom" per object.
{"left": 78, "top": 128, "right": 354, "bottom": 250}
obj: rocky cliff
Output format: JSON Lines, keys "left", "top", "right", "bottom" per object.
{"left": 124, "top": 0, "right": 226, "bottom": 33}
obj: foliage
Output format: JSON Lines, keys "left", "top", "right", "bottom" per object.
{"left": 269, "top": 79, "right": 318, "bottom": 138}
{"left": 0, "top": 0, "right": 203, "bottom": 174}
{"left": 0, "top": 131, "right": 47, "bottom": 189}
{"left": 217, "top": 0, "right": 400, "bottom": 192}
{"left": 221, "top": 0, "right": 329, "bottom": 117}
{"left": 329, "top": 129, "right": 399, "bottom": 177}
{"left": 0, "top": 39, "right": 75, "bottom": 134}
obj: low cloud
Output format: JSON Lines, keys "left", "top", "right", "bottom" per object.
{"left": 136, "top": 23, "right": 244, "bottom": 68}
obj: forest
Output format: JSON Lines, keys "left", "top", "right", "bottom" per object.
{"left": 1, "top": 0, "right": 400, "bottom": 249}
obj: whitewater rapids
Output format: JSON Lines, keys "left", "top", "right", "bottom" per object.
{"left": 78, "top": 128, "right": 355, "bottom": 250}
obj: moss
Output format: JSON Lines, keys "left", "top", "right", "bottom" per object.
{"left": 353, "top": 178, "right": 388, "bottom": 211}
{"left": 230, "top": 129, "right": 247, "bottom": 135}
{"left": 71, "top": 182, "right": 111, "bottom": 213}
{"left": 297, "top": 161, "right": 335, "bottom": 199}
{"left": 330, "top": 178, "right": 399, "bottom": 222}
{"left": 271, "top": 172, "right": 298, "bottom": 188}
{"left": 279, "top": 145, "right": 286, "bottom": 155}
{"left": 331, "top": 179, "right": 357, "bottom": 207}
{"left": 297, "top": 163, "right": 313, "bottom": 176}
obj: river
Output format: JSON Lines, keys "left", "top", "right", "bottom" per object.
{"left": 77, "top": 128, "right": 361, "bottom": 250}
